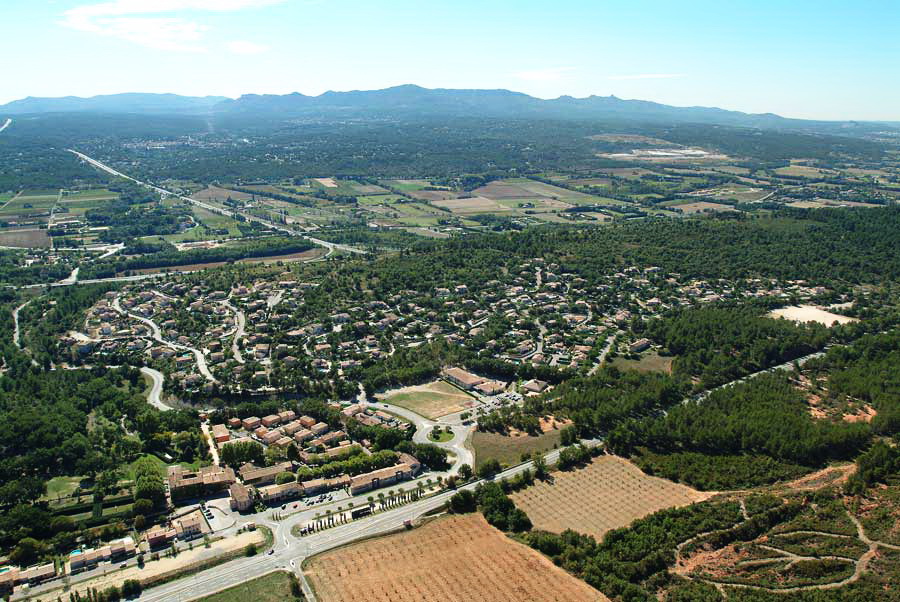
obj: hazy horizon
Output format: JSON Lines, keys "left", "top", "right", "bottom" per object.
{"left": 3, "top": 0, "right": 899, "bottom": 121}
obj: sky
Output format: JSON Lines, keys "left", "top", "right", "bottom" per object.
{"left": 3, "top": 0, "right": 899, "bottom": 120}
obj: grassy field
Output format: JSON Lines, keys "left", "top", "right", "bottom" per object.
{"left": 195, "top": 570, "right": 300, "bottom": 602}
{"left": 471, "top": 429, "right": 562, "bottom": 469}
{"left": 610, "top": 352, "right": 674, "bottom": 373}
{"left": 510, "top": 455, "right": 710, "bottom": 541}
{"left": 42, "top": 475, "right": 86, "bottom": 500}
{"left": 304, "top": 513, "right": 606, "bottom": 602}
{"left": 378, "top": 380, "right": 476, "bottom": 419}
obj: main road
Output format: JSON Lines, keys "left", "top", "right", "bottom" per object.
{"left": 68, "top": 149, "right": 368, "bottom": 256}
{"left": 136, "top": 441, "right": 578, "bottom": 602}
{"left": 0, "top": 118, "right": 11, "bottom": 134}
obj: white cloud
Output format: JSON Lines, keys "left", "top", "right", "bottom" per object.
{"left": 227, "top": 40, "right": 269, "bottom": 55}
{"left": 607, "top": 73, "right": 686, "bottom": 81}
{"left": 61, "top": 0, "right": 284, "bottom": 52}
{"left": 514, "top": 67, "right": 576, "bottom": 82}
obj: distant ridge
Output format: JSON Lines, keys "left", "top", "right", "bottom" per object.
{"left": 0, "top": 85, "right": 866, "bottom": 130}
{"left": 0, "top": 93, "right": 228, "bottom": 115}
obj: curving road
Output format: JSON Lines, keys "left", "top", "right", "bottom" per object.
{"left": 112, "top": 294, "right": 218, "bottom": 384}
{"left": 220, "top": 300, "right": 245, "bottom": 364}
{"left": 140, "top": 366, "right": 171, "bottom": 411}
{"left": 0, "top": 118, "right": 10, "bottom": 134}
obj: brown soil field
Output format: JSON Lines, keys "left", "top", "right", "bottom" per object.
{"left": 511, "top": 455, "right": 711, "bottom": 541}
{"left": 432, "top": 197, "right": 511, "bottom": 214}
{"left": 304, "top": 513, "right": 607, "bottom": 602}
{"left": 408, "top": 189, "right": 460, "bottom": 201}
{"left": 0, "top": 228, "right": 51, "bottom": 248}
{"left": 191, "top": 186, "right": 254, "bottom": 202}
{"left": 473, "top": 181, "right": 547, "bottom": 199}
{"left": 314, "top": 178, "right": 338, "bottom": 188}
{"left": 676, "top": 201, "right": 738, "bottom": 214}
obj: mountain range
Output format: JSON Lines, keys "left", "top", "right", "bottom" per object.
{"left": 0, "top": 85, "right": 879, "bottom": 131}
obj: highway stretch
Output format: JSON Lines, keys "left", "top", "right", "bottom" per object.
{"left": 0, "top": 118, "right": 11, "bottom": 133}
{"left": 67, "top": 149, "right": 368, "bottom": 256}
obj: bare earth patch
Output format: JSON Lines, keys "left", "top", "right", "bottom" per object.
{"left": 377, "top": 379, "right": 476, "bottom": 419}
{"left": 769, "top": 305, "right": 858, "bottom": 327}
{"left": 432, "top": 197, "right": 512, "bottom": 214}
{"left": 511, "top": 455, "right": 711, "bottom": 541}
{"left": 304, "top": 513, "right": 607, "bottom": 602}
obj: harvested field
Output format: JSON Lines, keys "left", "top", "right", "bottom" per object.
{"left": 304, "top": 513, "right": 607, "bottom": 602}
{"left": 472, "top": 429, "right": 562, "bottom": 469}
{"left": 314, "top": 177, "right": 338, "bottom": 188}
{"left": 676, "top": 201, "right": 738, "bottom": 214}
{"left": 191, "top": 186, "right": 253, "bottom": 202}
{"left": 510, "top": 455, "right": 710, "bottom": 541}
{"left": 473, "top": 181, "right": 546, "bottom": 199}
{"left": 408, "top": 188, "right": 459, "bottom": 201}
{"left": 131, "top": 248, "right": 326, "bottom": 275}
{"left": 377, "top": 379, "right": 475, "bottom": 419}
{"left": 0, "top": 228, "right": 51, "bottom": 248}
{"left": 769, "top": 305, "right": 857, "bottom": 327}
{"left": 432, "top": 196, "right": 511, "bottom": 214}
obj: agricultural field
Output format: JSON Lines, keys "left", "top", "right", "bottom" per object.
{"left": 510, "top": 455, "right": 710, "bottom": 541}
{"left": 377, "top": 379, "right": 476, "bottom": 419}
{"left": 0, "top": 228, "right": 51, "bottom": 248}
{"left": 191, "top": 185, "right": 254, "bottom": 203}
{"left": 671, "top": 201, "right": 739, "bottom": 215}
{"left": 610, "top": 351, "right": 673, "bottom": 374}
{"left": 196, "top": 570, "right": 299, "bottom": 602}
{"left": 304, "top": 513, "right": 607, "bottom": 602}
{"left": 471, "top": 429, "right": 562, "bottom": 470}
{"left": 432, "top": 196, "right": 512, "bottom": 214}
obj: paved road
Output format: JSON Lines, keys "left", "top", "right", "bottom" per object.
{"left": 0, "top": 118, "right": 10, "bottom": 133}
{"left": 220, "top": 300, "right": 246, "bottom": 364}
{"left": 140, "top": 366, "right": 171, "bottom": 411}
{"left": 68, "top": 150, "right": 368, "bottom": 256}
{"left": 112, "top": 294, "right": 218, "bottom": 384}
{"left": 377, "top": 401, "right": 475, "bottom": 472}
{"left": 588, "top": 330, "right": 620, "bottom": 376}
{"left": 11, "top": 301, "right": 28, "bottom": 349}
{"left": 136, "top": 439, "right": 587, "bottom": 602}
{"left": 59, "top": 266, "right": 80, "bottom": 285}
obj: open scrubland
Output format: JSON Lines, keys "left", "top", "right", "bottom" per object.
{"left": 511, "top": 455, "right": 710, "bottom": 541}
{"left": 304, "top": 513, "right": 608, "bottom": 602}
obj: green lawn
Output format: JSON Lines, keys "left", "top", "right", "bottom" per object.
{"left": 196, "top": 570, "right": 300, "bottom": 602}
{"left": 42, "top": 476, "right": 86, "bottom": 500}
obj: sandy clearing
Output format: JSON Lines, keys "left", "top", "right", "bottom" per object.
{"left": 314, "top": 178, "right": 338, "bottom": 188}
{"left": 769, "top": 305, "right": 857, "bottom": 327}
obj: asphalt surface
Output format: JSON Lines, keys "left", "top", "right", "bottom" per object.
{"left": 140, "top": 366, "right": 171, "bottom": 411}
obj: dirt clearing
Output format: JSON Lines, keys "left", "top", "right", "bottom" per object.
{"left": 304, "top": 513, "right": 607, "bottom": 602}
{"left": 769, "top": 305, "right": 857, "bottom": 326}
{"left": 432, "top": 197, "right": 511, "bottom": 214}
{"left": 377, "top": 379, "right": 475, "bottom": 419}
{"left": 511, "top": 455, "right": 710, "bottom": 541}
{"left": 0, "top": 228, "right": 51, "bottom": 248}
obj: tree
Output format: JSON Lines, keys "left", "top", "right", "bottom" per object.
{"left": 10, "top": 537, "right": 43, "bottom": 566}
{"left": 275, "top": 471, "right": 295, "bottom": 485}
{"left": 449, "top": 489, "right": 476, "bottom": 513}
{"left": 532, "top": 453, "right": 548, "bottom": 480}
{"left": 458, "top": 463, "right": 473, "bottom": 480}
{"left": 478, "top": 458, "right": 502, "bottom": 480}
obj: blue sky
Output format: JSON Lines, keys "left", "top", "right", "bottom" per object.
{"left": 4, "top": 0, "right": 899, "bottom": 120}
